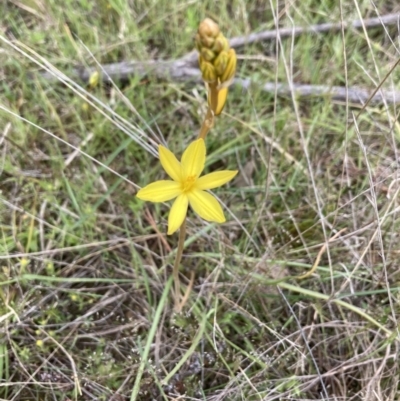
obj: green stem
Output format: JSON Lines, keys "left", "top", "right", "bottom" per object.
{"left": 171, "top": 81, "right": 219, "bottom": 310}
{"left": 278, "top": 281, "right": 394, "bottom": 337}
{"left": 173, "top": 218, "right": 186, "bottom": 311}
{"left": 130, "top": 276, "right": 173, "bottom": 401}
{"left": 198, "top": 108, "right": 213, "bottom": 140}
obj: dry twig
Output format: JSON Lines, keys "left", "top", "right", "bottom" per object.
{"left": 35, "top": 13, "right": 400, "bottom": 105}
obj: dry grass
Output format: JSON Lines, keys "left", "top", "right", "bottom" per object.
{"left": 1, "top": 0, "right": 400, "bottom": 400}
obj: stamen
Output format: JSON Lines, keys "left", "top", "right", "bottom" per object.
{"left": 182, "top": 175, "right": 196, "bottom": 193}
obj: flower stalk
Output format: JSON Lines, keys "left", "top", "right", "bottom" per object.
{"left": 172, "top": 218, "right": 186, "bottom": 311}
{"left": 172, "top": 18, "right": 237, "bottom": 310}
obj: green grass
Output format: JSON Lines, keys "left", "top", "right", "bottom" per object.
{"left": 1, "top": 0, "right": 400, "bottom": 400}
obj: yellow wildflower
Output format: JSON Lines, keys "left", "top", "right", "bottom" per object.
{"left": 137, "top": 139, "right": 237, "bottom": 235}
{"left": 88, "top": 70, "right": 100, "bottom": 89}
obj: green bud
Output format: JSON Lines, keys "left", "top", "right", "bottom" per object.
{"left": 200, "top": 60, "right": 217, "bottom": 82}
{"left": 198, "top": 18, "right": 220, "bottom": 38}
{"left": 201, "top": 48, "right": 215, "bottom": 62}
{"left": 200, "top": 35, "right": 215, "bottom": 48}
{"left": 212, "top": 34, "right": 229, "bottom": 53}
{"left": 220, "top": 49, "right": 237, "bottom": 83}
{"left": 214, "top": 50, "right": 229, "bottom": 76}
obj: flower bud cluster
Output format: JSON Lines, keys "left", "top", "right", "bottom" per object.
{"left": 195, "top": 18, "right": 237, "bottom": 85}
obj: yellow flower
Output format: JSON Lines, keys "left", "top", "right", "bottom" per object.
{"left": 137, "top": 139, "right": 237, "bottom": 235}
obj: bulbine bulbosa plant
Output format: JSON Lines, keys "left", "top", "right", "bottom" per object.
{"left": 136, "top": 18, "right": 237, "bottom": 311}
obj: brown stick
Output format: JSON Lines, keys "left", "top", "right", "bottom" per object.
{"left": 36, "top": 13, "right": 400, "bottom": 105}
{"left": 228, "top": 12, "right": 400, "bottom": 48}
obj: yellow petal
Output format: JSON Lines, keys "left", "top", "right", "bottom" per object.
{"left": 137, "top": 181, "right": 181, "bottom": 202}
{"left": 159, "top": 145, "right": 182, "bottom": 182}
{"left": 188, "top": 189, "right": 225, "bottom": 223}
{"left": 181, "top": 139, "right": 206, "bottom": 179}
{"left": 196, "top": 170, "right": 238, "bottom": 190}
{"left": 168, "top": 194, "right": 189, "bottom": 235}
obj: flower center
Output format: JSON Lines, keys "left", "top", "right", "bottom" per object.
{"left": 181, "top": 175, "right": 196, "bottom": 193}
